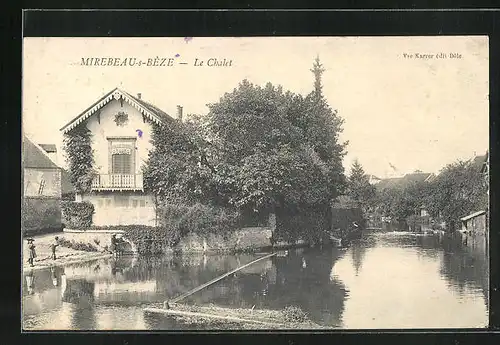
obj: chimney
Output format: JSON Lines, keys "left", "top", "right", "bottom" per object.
{"left": 137, "top": 93, "right": 142, "bottom": 99}
{"left": 39, "top": 144, "right": 58, "bottom": 165}
{"left": 176, "top": 105, "right": 183, "bottom": 122}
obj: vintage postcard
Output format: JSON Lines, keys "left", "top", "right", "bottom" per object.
{"left": 21, "top": 36, "right": 489, "bottom": 330}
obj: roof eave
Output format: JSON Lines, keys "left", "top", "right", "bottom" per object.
{"left": 60, "top": 88, "right": 166, "bottom": 134}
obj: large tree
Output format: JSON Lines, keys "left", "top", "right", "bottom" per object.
{"left": 205, "top": 57, "right": 347, "bottom": 211}
{"left": 144, "top": 57, "right": 347, "bottom": 216}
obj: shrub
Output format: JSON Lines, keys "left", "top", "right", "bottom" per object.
{"left": 56, "top": 236, "right": 99, "bottom": 252}
{"left": 122, "top": 203, "right": 240, "bottom": 254}
{"left": 274, "top": 205, "right": 331, "bottom": 244}
{"left": 124, "top": 225, "right": 168, "bottom": 255}
{"left": 61, "top": 201, "right": 94, "bottom": 228}
{"left": 282, "top": 306, "right": 308, "bottom": 323}
{"left": 158, "top": 203, "right": 239, "bottom": 245}
{"left": 22, "top": 197, "right": 62, "bottom": 235}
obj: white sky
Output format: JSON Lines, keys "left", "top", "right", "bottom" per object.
{"left": 22, "top": 36, "right": 489, "bottom": 178}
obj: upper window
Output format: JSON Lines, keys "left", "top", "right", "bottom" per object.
{"left": 112, "top": 153, "right": 132, "bottom": 174}
{"left": 108, "top": 137, "right": 136, "bottom": 175}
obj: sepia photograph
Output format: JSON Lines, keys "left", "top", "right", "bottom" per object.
{"left": 21, "top": 36, "right": 489, "bottom": 330}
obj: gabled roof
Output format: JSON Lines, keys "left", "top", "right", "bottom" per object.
{"left": 60, "top": 87, "right": 174, "bottom": 134}
{"left": 368, "top": 174, "right": 382, "bottom": 183}
{"left": 376, "top": 172, "right": 434, "bottom": 190}
{"left": 403, "top": 172, "right": 434, "bottom": 184}
{"left": 376, "top": 177, "right": 404, "bottom": 190}
{"left": 23, "top": 136, "right": 60, "bottom": 169}
{"left": 39, "top": 144, "right": 57, "bottom": 153}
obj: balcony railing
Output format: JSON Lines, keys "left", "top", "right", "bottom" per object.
{"left": 91, "top": 174, "right": 143, "bottom": 190}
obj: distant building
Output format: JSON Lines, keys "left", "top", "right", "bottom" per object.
{"left": 460, "top": 210, "right": 487, "bottom": 236}
{"left": 471, "top": 151, "right": 489, "bottom": 189}
{"left": 459, "top": 151, "right": 489, "bottom": 240}
{"left": 367, "top": 175, "right": 382, "bottom": 185}
{"left": 376, "top": 171, "right": 435, "bottom": 191}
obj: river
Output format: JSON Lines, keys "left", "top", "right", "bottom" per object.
{"left": 22, "top": 231, "right": 489, "bottom": 330}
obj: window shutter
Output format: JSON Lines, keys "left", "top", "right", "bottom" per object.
{"left": 112, "top": 154, "right": 132, "bottom": 174}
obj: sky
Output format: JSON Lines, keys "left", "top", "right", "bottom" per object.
{"left": 22, "top": 36, "right": 489, "bottom": 178}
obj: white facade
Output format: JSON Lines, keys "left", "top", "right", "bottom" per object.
{"left": 86, "top": 100, "right": 154, "bottom": 176}
{"left": 63, "top": 89, "right": 170, "bottom": 227}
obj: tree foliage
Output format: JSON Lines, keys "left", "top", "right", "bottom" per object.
{"left": 346, "top": 160, "right": 376, "bottom": 212}
{"left": 374, "top": 159, "right": 487, "bottom": 231}
{"left": 143, "top": 117, "right": 216, "bottom": 205}
{"left": 425, "top": 160, "right": 487, "bottom": 231}
{"left": 205, "top": 76, "right": 346, "bottom": 211}
{"left": 144, "top": 58, "right": 347, "bottom": 215}
{"left": 376, "top": 180, "right": 429, "bottom": 221}
{"left": 63, "top": 125, "right": 96, "bottom": 194}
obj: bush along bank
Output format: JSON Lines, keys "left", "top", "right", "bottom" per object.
{"left": 273, "top": 204, "right": 332, "bottom": 246}
{"left": 118, "top": 203, "right": 240, "bottom": 255}
{"left": 61, "top": 201, "right": 94, "bottom": 228}
{"left": 22, "top": 197, "right": 63, "bottom": 237}
{"left": 56, "top": 236, "right": 100, "bottom": 252}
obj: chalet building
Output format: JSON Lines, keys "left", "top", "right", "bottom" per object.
{"left": 60, "top": 88, "right": 181, "bottom": 227}
{"left": 22, "top": 136, "right": 63, "bottom": 233}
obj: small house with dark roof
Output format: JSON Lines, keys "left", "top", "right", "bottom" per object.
{"left": 60, "top": 88, "right": 182, "bottom": 226}
{"left": 22, "top": 136, "right": 63, "bottom": 233}
{"left": 37, "top": 143, "right": 76, "bottom": 199}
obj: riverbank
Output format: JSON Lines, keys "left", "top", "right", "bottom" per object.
{"left": 144, "top": 303, "right": 328, "bottom": 330}
{"left": 22, "top": 232, "right": 113, "bottom": 272}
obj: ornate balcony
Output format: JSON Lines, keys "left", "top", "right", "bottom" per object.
{"left": 91, "top": 174, "right": 144, "bottom": 191}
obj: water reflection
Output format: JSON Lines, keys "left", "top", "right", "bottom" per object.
{"left": 22, "top": 231, "right": 488, "bottom": 330}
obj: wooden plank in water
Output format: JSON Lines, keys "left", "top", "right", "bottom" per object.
{"left": 168, "top": 252, "right": 277, "bottom": 304}
{"left": 144, "top": 307, "right": 283, "bottom": 327}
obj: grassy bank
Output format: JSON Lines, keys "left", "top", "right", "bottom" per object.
{"left": 22, "top": 232, "right": 112, "bottom": 272}
{"left": 144, "top": 303, "right": 328, "bottom": 330}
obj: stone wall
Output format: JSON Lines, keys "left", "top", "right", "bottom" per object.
{"left": 170, "top": 227, "right": 274, "bottom": 253}
{"left": 62, "top": 224, "right": 318, "bottom": 254}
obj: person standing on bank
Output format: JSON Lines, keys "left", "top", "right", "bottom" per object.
{"left": 110, "top": 234, "right": 117, "bottom": 257}
{"left": 27, "top": 238, "right": 36, "bottom": 267}
{"left": 51, "top": 236, "right": 59, "bottom": 260}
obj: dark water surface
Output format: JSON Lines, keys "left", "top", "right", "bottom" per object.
{"left": 22, "top": 232, "right": 489, "bottom": 330}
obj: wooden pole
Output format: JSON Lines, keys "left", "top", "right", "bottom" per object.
{"left": 166, "top": 252, "right": 277, "bottom": 306}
